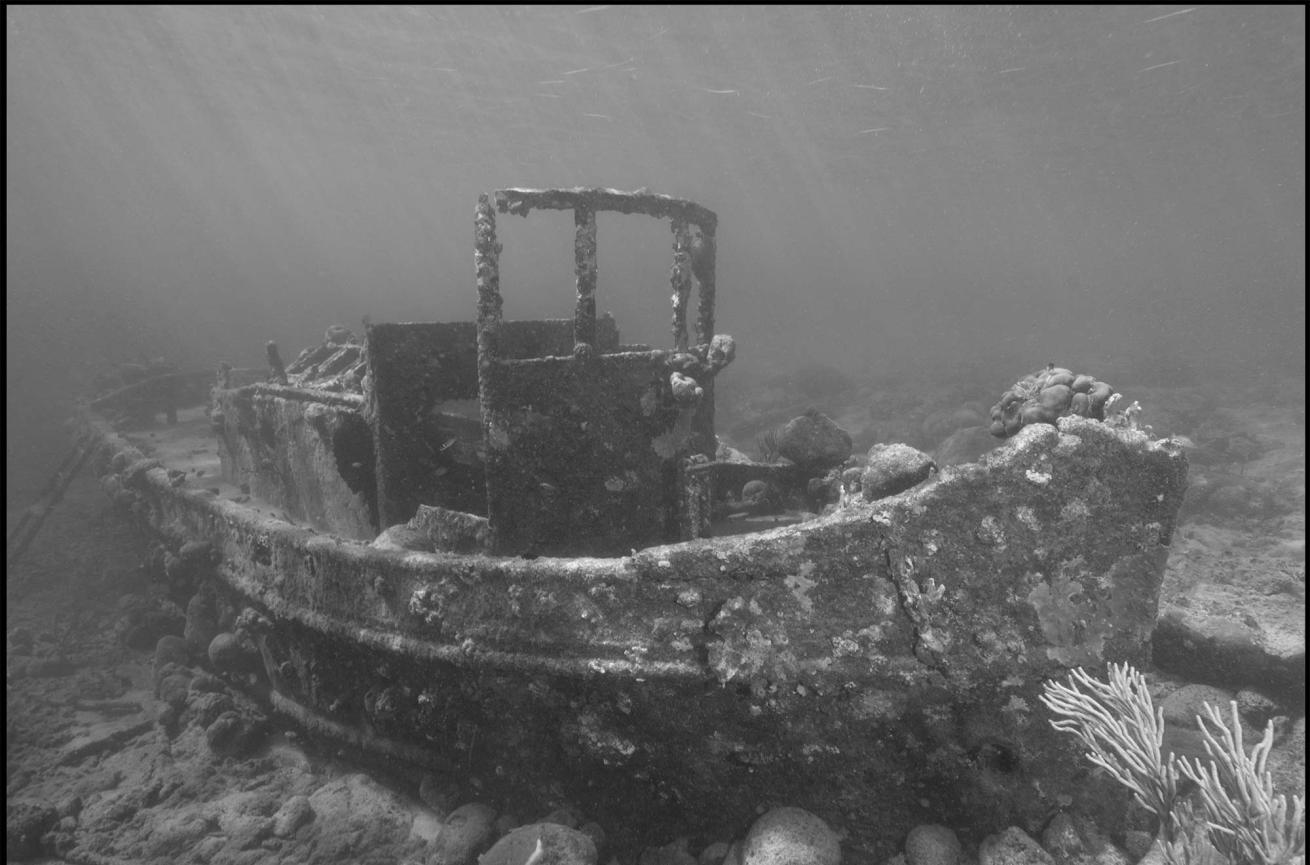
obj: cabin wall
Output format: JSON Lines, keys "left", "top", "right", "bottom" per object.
{"left": 365, "top": 317, "right": 621, "bottom": 528}
{"left": 214, "top": 387, "right": 376, "bottom": 539}
{"left": 481, "top": 351, "right": 697, "bottom": 556}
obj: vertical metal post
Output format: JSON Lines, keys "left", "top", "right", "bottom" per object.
{"left": 573, "top": 205, "right": 597, "bottom": 353}
{"left": 474, "top": 194, "right": 505, "bottom": 548}
{"left": 694, "top": 227, "right": 716, "bottom": 345}
{"left": 474, "top": 194, "right": 503, "bottom": 372}
{"left": 670, "top": 219, "right": 693, "bottom": 351}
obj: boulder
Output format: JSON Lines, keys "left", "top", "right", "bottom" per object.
{"left": 775, "top": 410, "right": 853, "bottom": 473}
{"left": 740, "top": 806, "right": 841, "bottom": 865}
{"left": 862, "top": 443, "right": 935, "bottom": 501}
{"left": 207, "top": 632, "right": 256, "bottom": 674}
{"left": 427, "top": 802, "right": 497, "bottom": 865}
{"left": 905, "top": 824, "right": 962, "bottom": 865}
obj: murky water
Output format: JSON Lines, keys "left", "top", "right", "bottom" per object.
{"left": 6, "top": 7, "right": 1304, "bottom": 864}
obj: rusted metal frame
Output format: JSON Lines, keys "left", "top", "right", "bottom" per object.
{"left": 694, "top": 226, "right": 716, "bottom": 345}
{"left": 492, "top": 187, "right": 721, "bottom": 353}
{"left": 286, "top": 342, "right": 338, "bottom": 376}
{"left": 496, "top": 187, "right": 717, "bottom": 231}
{"left": 237, "top": 382, "right": 364, "bottom": 410}
{"left": 474, "top": 195, "right": 504, "bottom": 373}
{"left": 294, "top": 345, "right": 361, "bottom": 382}
{"left": 574, "top": 204, "right": 598, "bottom": 353}
{"left": 670, "top": 220, "right": 693, "bottom": 351}
{"left": 474, "top": 194, "right": 505, "bottom": 538}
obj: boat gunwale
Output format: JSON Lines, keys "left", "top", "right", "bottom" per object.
{"left": 83, "top": 406, "right": 1185, "bottom": 686}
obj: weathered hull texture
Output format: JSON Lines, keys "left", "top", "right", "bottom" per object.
{"left": 88, "top": 411, "right": 1186, "bottom": 859}
{"left": 213, "top": 386, "right": 376, "bottom": 539}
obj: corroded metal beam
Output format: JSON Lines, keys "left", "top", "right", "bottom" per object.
{"left": 236, "top": 382, "right": 364, "bottom": 410}
{"left": 693, "top": 227, "right": 716, "bottom": 344}
{"left": 670, "top": 219, "right": 693, "bottom": 351}
{"left": 495, "top": 187, "right": 717, "bottom": 232}
{"left": 573, "top": 205, "right": 598, "bottom": 353}
{"left": 474, "top": 193, "right": 504, "bottom": 370}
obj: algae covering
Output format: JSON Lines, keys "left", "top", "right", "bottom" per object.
{"left": 91, "top": 406, "right": 1188, "bottom": 858}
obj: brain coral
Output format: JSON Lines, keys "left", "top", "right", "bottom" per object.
{"left": 989, "top": 364, "right": 1115, "bottom": 438}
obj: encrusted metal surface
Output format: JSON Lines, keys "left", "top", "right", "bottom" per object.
{"left": 89, "top": 409, "right": 1188, "bottom": 857}
{"left": 362, "top": 318, "right": 622, "bottom": 529}
{"left": 213, "top": 385, "right": 375, "bottom": 538}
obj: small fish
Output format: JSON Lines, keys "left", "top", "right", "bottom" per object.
{"left": 523, "top": 838, "right": 545, "bottom": 865}
{"left": 851, "top": 83, "right": 888, "bottom": 90}
{"left": 1137, "top": 60, "right": 1181, "bottom": 74}
{"left": 1141, "top": 7, "right": 1196, "bottom": 24}
{"left": 439, "top": 438, "right": 457, "bottom": 452}
{"left": 701, "top": 88, "right": 739, "bottom": 95}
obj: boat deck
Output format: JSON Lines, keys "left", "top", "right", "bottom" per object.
{"left": 108, "top": 405, "right": 812, "bottom": 542}
{"left": 109, "top": 406, "right": 270, "bottom": 512}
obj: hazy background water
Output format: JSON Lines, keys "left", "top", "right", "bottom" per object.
{"left": 6, "top": 5, "right": 1304, "bottom": 495}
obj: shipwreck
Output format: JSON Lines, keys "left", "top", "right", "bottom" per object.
{"left": 81, "top": 187, "right": 1189, "bottom": 859}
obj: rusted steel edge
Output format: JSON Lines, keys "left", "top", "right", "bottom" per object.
{"left": 475, "top": 193, "right": 504, "bottom": 369}
{"left": 574, "top": 205, "right": 598, "bottom": 351}
{"left": 231, "top": 382, "right": 365, "bottom": 409}
{"left": 670, "top": 219, "right": 694, "bottom": 351}
{"left": 495, "top": 187, "right": 717, "bottom": 232}
{"left": 695, "top": 227, "right": 716, "bottom": 344}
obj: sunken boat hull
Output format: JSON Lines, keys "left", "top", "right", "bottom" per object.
{"left": 80, "top": 189, "right": 1188, "bottom": 860}
{"left": 86, "top": 409, "right": 1186, "bottom": 857}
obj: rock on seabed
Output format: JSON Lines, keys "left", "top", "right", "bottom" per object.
{"left": 740, "top": 806, "right": 841, "bottom": 865}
